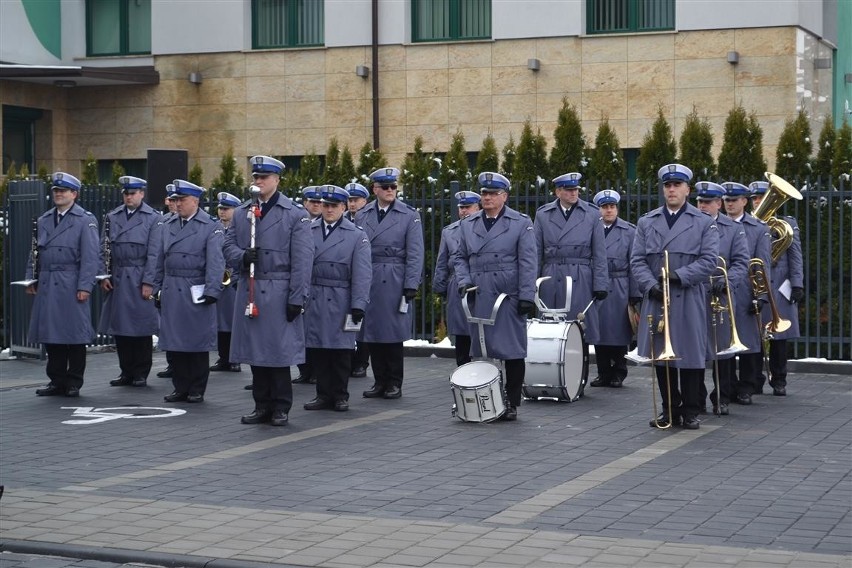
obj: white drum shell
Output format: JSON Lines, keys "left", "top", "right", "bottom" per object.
{"left": 450, "top": 361, "right": 506, "bottom": 422}
{"left": 523, "top": 319, "right": 589, "bottom": 402}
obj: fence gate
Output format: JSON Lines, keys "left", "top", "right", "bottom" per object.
{"left": 6, "top": 180, "right": 49, "bottom": 358}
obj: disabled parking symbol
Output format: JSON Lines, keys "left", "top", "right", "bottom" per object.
{"left": 61, "top": 406, "right": 186, "bottom": 425}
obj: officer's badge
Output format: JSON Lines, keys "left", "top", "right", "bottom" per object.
{"left": 485, "top": 173, "right": 493, "bottom": 182}
{"left": 254, "top": 156, "right": 263, "bottom": 165}
{"left": 56, "top": 173, "right": 64, "bottom": 182}
{"left": 214, "top": 229, "right": 224, "bottom": 235}
{"left": 668, "top": 165, "right": 677, "bottom": 174}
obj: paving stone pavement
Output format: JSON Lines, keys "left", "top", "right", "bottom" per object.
{"left": 0, "top": 351, "right": 850, "bottom": 567}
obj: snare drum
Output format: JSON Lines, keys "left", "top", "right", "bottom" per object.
{"left": 450, "top": 361, "right": 507, "bottom": 422}
{"left": 523, "top": 318, "right": 589, "bottom": 402}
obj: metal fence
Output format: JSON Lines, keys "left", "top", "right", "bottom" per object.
{"left": 3, "top": 178, "right": 850, "bottom": 360}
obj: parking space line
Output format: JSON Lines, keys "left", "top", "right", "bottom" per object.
{"left": 484, "top": 425, "right": 719, "bottom": 525}
{"left": 61, "top": 410, "right": 410, "bottom": 491}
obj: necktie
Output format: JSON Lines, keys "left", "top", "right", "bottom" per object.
{"left": 378, "top": 209, "right": 386, "bottom": 223}
{"left": 324, "top": 223, "right": 333, "bottom": 240}
{"left": 484, "top": 217, "right": 497, "bottom": 231}
{"left": 126, "top": 209, "right": 135, "bottom": 220}
{"left": 563, "top": 207, "right": 572, "bottom": 221}
{"left": 180, "top": 218, "right": 187, "bottom": 229}
{"left": 604, "top": 225, "right": 612, "bottom": 238}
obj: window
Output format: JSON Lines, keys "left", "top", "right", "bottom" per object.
{"left": 252, "top": 0, "right": 324, "bottom": 49}
{"left": 587, "top": 0, "right": 674, "bottom": 35}
{"left": 96, "top": 159, "right": 147, "bottom": 184}
{"left": 412, "top": 0, "right": 491, "bottom": 43}
{"left": 86, "top": 0, "right": 151, "bottom": 56}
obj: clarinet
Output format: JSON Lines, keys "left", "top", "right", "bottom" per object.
{"left": 101, "top": 214, "right": 112, "bottom": 279}
{"left": 30, "top": 216, "right": 39, "bottom": 281}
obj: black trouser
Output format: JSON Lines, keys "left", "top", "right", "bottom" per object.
{"left": 45, "top": 344, "right": 86, "bottom": 390}
{"left": 351, "top": 342, "right": 370, "bottom": 371}
{"left": 297, "top": 362, "right": 312, "bottom": 380}
{"left": 170, "top": 351, "right": 209, "bottom": 396}
{"left": 705, "top": 357, "right": 735, "bottom": 406}
{"left": 767, "top": 339, "right": 788, "bottom": 388}
{"left": 216, "top": 331, "right": 233, "bottom": 364}
{"left": 736, "top": 352, "right": 763, "bottom": 395}
{"left": 307, "top": 347, "right": 351, "bottom": 402}
{"left": 367, "top": 342, "right": 404, "bottom": 388}
{"left": 655, "top": 365, "right": 702, "bottom": 419}
{"left": 503, "top": 358, "right": 525, "bottom": 407}
{"left": 115, "top": 335, "right": 153, "bottom": 380}
{"left": 250, "top": 365, "right": 293, "bottom": 412}
{"left": 454, "top": 335, "right": 472, "bottom": 367}
{"left": 594, "top": 345, "right": 628, "bottom": 383}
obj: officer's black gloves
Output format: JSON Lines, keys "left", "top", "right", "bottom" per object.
{"left": 791, "top": 286, "right": 805, "bottom": 303}
{"left": 629, "top": 296, "right": 642, "bottom": 308}
{"left": 711, "top": 280, "right": 727, "bottom": 294}
{"left": 242, "top": 247, "right": 260, "bottom": 268}
{"left": 458, "top": 285, "right": 469, "bottom": 298}
{"left": 403, "top": 288, "right": 417, "bottom": 302}
{"left": 648, "top": 285, "right": 665, "bottom": 302}
{"left": 517, "top": 300, "right": 536, "bottom": 318}
{"left": 286, "top": 303, "right": 303, "bottom": 322}
{"left": 350, "top": 308, "right": 365, "bottom": 325}
{"left": 593, "top": 290, "right": 608, "bottom": 301}
{"left": 198, "top": 295, "right": 217, "bottom": 305}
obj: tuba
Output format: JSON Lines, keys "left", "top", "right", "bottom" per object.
{"left": 753, "top": 172, "right": 803, "bottom": 263}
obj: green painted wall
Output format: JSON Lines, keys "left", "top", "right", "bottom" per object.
{"left": 835, "top": 0, "right": 852, "bottom": 126}
{"left": 21, "top": 0, "right": 61, "bottom": 59}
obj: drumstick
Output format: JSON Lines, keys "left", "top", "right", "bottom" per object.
{"left": 576, "top": 298, "right": 596, "bottom": 322}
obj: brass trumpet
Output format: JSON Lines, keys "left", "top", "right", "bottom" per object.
{"left": 710, "top": 257, "right": 749, "bottom": 357}
{"left": 749, "top": 258, "right": 791, "bottom": 336}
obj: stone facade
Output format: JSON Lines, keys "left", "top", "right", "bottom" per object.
{"left": 0, "top": 27, "right": 833, "bottom": 183}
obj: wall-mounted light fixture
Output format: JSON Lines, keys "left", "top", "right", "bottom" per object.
{"left": 188, "top": 72, "right": 203, "bottom": 85}
{"left": 356, "top": 65, "right": 369, "bottom": 78}
{"left": 53, "top": 79, "right": 77, "bottom": 88}
{"left": 527, "top": 58, "right": 541, "bottom": 71}
{"left": 814, "top": 58, "right": 832, "bottom": 70}
{"left": 845, "top": 73, "right": 852, "bottom": 84}
{"left": 727, "top": 51, "right": 739, "bottom": 65}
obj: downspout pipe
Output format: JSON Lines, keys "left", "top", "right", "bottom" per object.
{"left": 371, "top": 0, "right": 380, "bottom": 149}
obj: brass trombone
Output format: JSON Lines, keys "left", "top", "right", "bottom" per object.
{"left": 711, "top": 257, "right": 749, "bottom": 357}
{"left": 651, "top": 250, "right": 677, "bottom": 429}
{"left": 749, "top": 258, "right": 791, "bottom": 336}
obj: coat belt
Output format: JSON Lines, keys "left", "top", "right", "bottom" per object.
{"left": 372, "top": 256, "right": 404, "bottom": 264}
{"left": 543, "top": 257, "right": 590, "bottom": 265}
{"left": 165, "top": 268, "right": 205, "bottom": 277}
{"left": 253, "top": 271, "right": 291, "bottom": 281}
{"left": 115, "top": 258, "right": 146, "bottom": 267}
{"left": 45, "top": 263, "right": 78, "bottom": 272}
{"left": 312, "top": 276, "right": 349, "bottom": 288}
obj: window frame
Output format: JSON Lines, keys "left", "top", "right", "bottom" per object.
{"left": 86, "top": 0, "right": 151, "bottom": 57}
{"left": 251, "top": 0, "right": 325, "bottom": 50}
{"left": 586, "top": 0, "right": 675, "bottom": 35}
{"left": 411, "top": 0, "right": 492, "bottom": 44}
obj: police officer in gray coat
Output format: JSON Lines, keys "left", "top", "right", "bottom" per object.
{"left": 210, "top": 192, "right": 242, "bottom": 373}
{"left": 303, "top": 186, "right": 372, "bottom": 412}
{"left": 355, "top": 167, "right": 424, "bottom": 400}
{"left": 750, "top": 181, "right": 803, "bottom": 396}
{"left": 589, "top": 189, "right": 638, "bottom": 388}
{"left": 631, "top": 164, "right": 719, "bottom": 430}
{"left": 293, "top": 186, "right": 323, "bottom": 385}
{"left": 534, "top": 172, "right": 609, "bottom": 344}
{"left": 224, "top": 156, "right": 313, "bottom": 427}
{"left": 452, "top": 172, "right": 538, "bottom": 421}
{"left": 99, "top": 176, "right": 160, "bottom": 388}
{"left": 152, "top": 180, "right": 225, "bottom": 403}
{"left": 694, "top": 182, "right": 750, "bottom": 416}
{"left": 27, "top": 172, "right": 99, "bottom": 397}
{"left": 146, "top": 186, "right": 178, "bottom": 379}
{"left": 433, "top": 191, "right": 481, "bottom": 366}
{"left": 345, "top": 182, "right": 372, "bottom": 378}
{"left": 723, "top": 182, "right": 772, "bottom": 405}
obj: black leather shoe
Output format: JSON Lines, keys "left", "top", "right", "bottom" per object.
{"left": 383, "top": 386, "right": 402, "bottom": 399}
{"left": 718, "top": 403, "right": 730, "bottom": 415}
{"left": 36, "top": 384, "right": 63, "bottom": 396}
{"left": 164, "top": 392, "right": 188, "bottom": 403}
{"left": 350, "top": 366, "right": 368, "bottom": 378}
{"left": 186, "top": 393, "right": 204, "bottom": 403}
{"left": 304, "top": 398, "right": 333, "bottom": 410}
{"left": 228, "top": 364, "right": 242, "bottom": 372}
{"left": 649, "top": 413, "right": 679, "bottom": 428}
{"left": 772, "top": 386, "right": 786, "bottom": 396}
{"left": 110, "top": 376, "right": 133, "bottom": 386}
{"left": 292, "top": 374, "right": 312, "bottom": 384}
{"left": 609, "top": 378, "right": 623, "bottom": 388}
{"left": 590, "top": 376, "right": 610, "bottom": 387}
{"left": 334, "top": 400, "right": 349, "bottom": 412}
{"left": 244, "top": 384, "right": 253, "bottom": 390}
{"left": 209, "top": 360, "right": 230, "bottom": 372}
{"left": 132, "top": 377, "right": 147, "bottom": 387}
{"left": 270, "top": 410, "right": 289, "bottom": 426}
{"left": 363, "top": 384, "right": 386, "bottom": 398}
{"left": 735, "top": 393, "right": 752, "bottom": 405}
{"left": 241, "top": 409, "right": 271, "bottom": 424}
{"left": 500, "top": 405, "right": 518, "bottom": 421}
{"left": 682, "top": 415, "right": 700, "bottom": 429}
{"left": 65, "top": 387, "right": 80, "bottom": 397}
{"left": 700, "top": 405, "right": 708, "bottom": 415}
{"left": 156, "top": 367, "right": 173, "bottom": 378}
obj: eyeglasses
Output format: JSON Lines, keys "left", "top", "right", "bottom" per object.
{"left": 378, "top": 184, "right": 397, "bottom": 190}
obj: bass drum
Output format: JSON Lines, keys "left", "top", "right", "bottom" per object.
{"left": 523, "top": 318, "right": 589, "bottom": 402}
{"left": 450, "top": 361, "right": 506, "bottom": 423}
